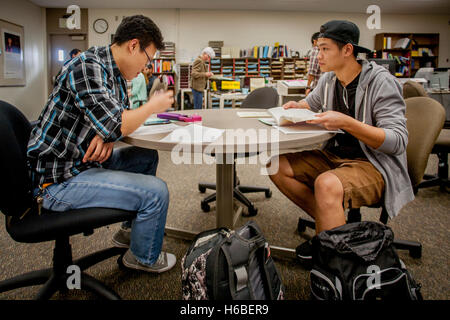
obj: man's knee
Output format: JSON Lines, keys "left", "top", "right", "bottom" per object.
{"left": 153, "top": 177, "right": 169, "bottom": 203}
{"left": 268, "top": 155, "right": 293, "bottom": 181}
{"left": 314, "top": 172, "right": 344, "bottom": 201}
{"left": 139, "top": 177, "right": 169, "bottom": 215}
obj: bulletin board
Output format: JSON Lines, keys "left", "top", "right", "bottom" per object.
{"left": 0, "top": 19, "right": 26, "bottom": 86}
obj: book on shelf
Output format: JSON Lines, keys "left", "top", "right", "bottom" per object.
{"left": 383, "top": 37, "right": 392, "bottom": 49}
{"left": 393, "top": 38, "right": 411, "bottom": 49}
{"left": 268, "top": 107, "right": 318, "bottom": 126}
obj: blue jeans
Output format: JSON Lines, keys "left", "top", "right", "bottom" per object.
{"left": 40, "top": 146, "right": 169, "bottom": 266}
{"left": 192, "top": 89, "right": 203, "bottom": 109}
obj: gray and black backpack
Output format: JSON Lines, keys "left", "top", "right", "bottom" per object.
{"left": 310, "top": 221, "right": 422, "bottom": 300}
{"left": 182, "top": 221, "right": 284, "bottom": 300}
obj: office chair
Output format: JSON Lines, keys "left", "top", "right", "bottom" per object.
{"left": 417, "top": 129, "right": 450, "bottom": 192}
{"left": 198, "top": 87, "right": 278, "bottom": 216}
{"left": 0, "top": 100, "right": 136, "bottom": 299}
{"left": 402, "top": 80, "right": 428, "bottom": 99}
{"left": 297, "top": 97, "right": 446, "bottom": 259}
{"left": 402, "top": 81, "right": 449, "bottom": 192}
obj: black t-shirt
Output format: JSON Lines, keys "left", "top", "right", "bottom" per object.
{"left": 327, "top": 73, "right": 366, "bottom": 159}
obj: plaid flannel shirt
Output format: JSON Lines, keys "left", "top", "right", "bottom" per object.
{"left": 27, "top": 46, "right": 129, "bottom": 186}
{"left": 307, "top": 46, "right": 321, "bottom": 89}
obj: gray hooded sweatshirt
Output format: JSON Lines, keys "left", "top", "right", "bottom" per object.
{"left": 305, "top": 59, "right": 414, "bottom": 218}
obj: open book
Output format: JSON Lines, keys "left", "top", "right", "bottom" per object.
{"left": 268, "top": 107, "right": 318, "bottom": 126}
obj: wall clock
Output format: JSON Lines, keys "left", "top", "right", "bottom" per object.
{"left": 93, "top": 18, "right": 108, "bottom": 34}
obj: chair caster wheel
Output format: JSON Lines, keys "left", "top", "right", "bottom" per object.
{"left": 243, "top": 207, "right": 258, "bottom": 217}
{"left": 117, "top": 255, "right": 126, "bottom": 270}
{"left": 297, "top": 218, "right": 307, "bottom": 233}
{"left": 199, "top": 186, "right": 206, "bottom": 193}
{"left": 265, "top": 190, "right": 272, "bottom": 198}
{"left": 201, "top": 202, "right": 210, "bottom": 212}
{"left": 410, "top": 246, "right": 422, "bottom": 259}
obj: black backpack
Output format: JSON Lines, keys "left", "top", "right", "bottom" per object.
{"left": 310, "top": 221, "right": 422, "bottom": 300}
{"left": 181, "top": 221, "right": 284, "bottom": 300}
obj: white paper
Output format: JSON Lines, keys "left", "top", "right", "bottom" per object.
{"left": 159, "top": 124, "right": 224, "bottom": 144}
{"left": 129, "top": 123, "right": 179, "bottom": 137}
{"left": 237, "top": 111, "right": 271, "bottom": 118}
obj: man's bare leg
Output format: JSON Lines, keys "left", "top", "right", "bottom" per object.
{"left": 269, "top": 156, "right": 346, "bottom": 234}
{"left": 269, "top": 155, "right": 317, "bottom": 219}
{"left": 313, "top": 172, "right": 346, "bottom": 233}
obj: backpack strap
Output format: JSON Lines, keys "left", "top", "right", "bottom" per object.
{"left": 221, "top": 236, "right": 253, "bottom": 300}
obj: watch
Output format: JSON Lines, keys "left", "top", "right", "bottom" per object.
{"left": 93, "top": 18, "right": 108, "bottom": 34}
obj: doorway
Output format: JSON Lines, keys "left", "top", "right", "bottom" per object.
{"left": 48, "top": 34, "right": 87, "bottom": 94}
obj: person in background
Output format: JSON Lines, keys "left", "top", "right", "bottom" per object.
{"left": 191, "top": 47, "right": 215, "bottom": 109}
{"left": 69, "top": 48, "right": 81, "bottom": 59}
{"left": 130, "top": 71, "right": 148, "bottom": 109}
{"left": 143, "top": 63, "right": 157, "bottom": 97}
{"left": 5, "top": 37, "right": 14, "bottom": 52}
{"left": 306, "top": 32, "right": 321, "bottom": 96}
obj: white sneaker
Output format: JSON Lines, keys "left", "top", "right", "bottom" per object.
{"left": 122, "top": 249, "right": 176, "bottom": 273}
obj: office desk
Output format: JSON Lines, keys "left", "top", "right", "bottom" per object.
{"left": 122, "top": 109, "right": 334, "bottom": 258}
{"left": 180, "top": 88, "right": 208, "bottom": 110}
{"left": 209, "top": 92, "right": 248, "bottom": 109}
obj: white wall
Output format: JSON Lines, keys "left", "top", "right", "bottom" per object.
{"left": 88, "top": 9, "right": 179, "bottom": 49}
{"left": 0, "top": 0, "right": 47, "bottom": 120}
{"left": 0, "top": 5, "right": 447, "bottom": 121}
{"left": 88, "top": 8, "right": 449, "bottom": 67}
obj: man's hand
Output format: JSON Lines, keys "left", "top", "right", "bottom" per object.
{"left": 206, "top": 72, "right": 214, "bottom": 78}
{"left": 283, "top": 99, "right": 311, "bottom": 110}
{"left": 83, "top": 134, "right": 114, "bottom": 163}
{"left": 282, "top": 101, "right": 300, "bottom": 109}
{"left": 148, "top": 90, "right": 174, "bottom": 113}
{"left": 306, "top": 111, "right": 351, "bottom": 131}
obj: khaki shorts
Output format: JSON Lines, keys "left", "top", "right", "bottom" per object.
{"left": 284, "top": 150, "right": 385, "bottom": 210}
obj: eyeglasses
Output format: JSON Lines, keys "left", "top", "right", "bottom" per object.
{"left": 142, "top": 47, "right": 153, "bottom": 65}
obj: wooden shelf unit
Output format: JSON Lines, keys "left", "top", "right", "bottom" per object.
{"left": 375, "top": 33, "right": 439, "bottom": 77}
{"left": 207, "top": 57, "right": 307, "bottom": 81}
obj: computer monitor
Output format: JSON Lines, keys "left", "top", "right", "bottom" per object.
{"left": 368, "top": 59, "right": 396, "bottom": 75}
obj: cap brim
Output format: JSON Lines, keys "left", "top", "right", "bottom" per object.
{"left": 354, "top": 45, "right": 372, "bottom": 54}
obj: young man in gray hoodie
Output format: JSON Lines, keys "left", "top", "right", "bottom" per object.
{"left": 269, "top": 20, "right": 414, "bottom": 261}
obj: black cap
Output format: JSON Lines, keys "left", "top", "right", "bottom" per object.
{"left": 318, "top": 20, "right": 372, "bottom": 54}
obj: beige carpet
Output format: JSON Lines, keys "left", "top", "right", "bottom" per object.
{"left": 0, "top": 150, "right": 449, "bottom": 300}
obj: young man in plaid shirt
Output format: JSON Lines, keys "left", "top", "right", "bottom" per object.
{"left": 306, "top": 32, "right": 322, "bottom": 96}
{"left": 28, "top": 15, "right": 176, "bottom": 273}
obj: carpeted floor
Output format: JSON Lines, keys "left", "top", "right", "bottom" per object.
{"left": 0, "top": 150, "right": 449, "bottom": 300}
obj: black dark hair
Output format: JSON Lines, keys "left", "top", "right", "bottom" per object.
{"left": 69, "top": 48, "right": 81, "bottom": 58}
{"left": 311, "top": 32, "right": 320, "bottom": 44}
{"left": 330, "top": 39, "right": 358, "bottom": 58}
{"left": 112, "top": 15, "right": 164, "bottom": 51}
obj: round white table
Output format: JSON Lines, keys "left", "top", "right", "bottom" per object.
{"left": 122, "top": 108, "right": 334, "bottom": 257}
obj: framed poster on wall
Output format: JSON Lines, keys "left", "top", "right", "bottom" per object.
{"left": 0, "top": 19, "right": 25, "bottom": 86}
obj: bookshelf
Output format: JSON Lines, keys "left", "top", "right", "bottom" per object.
{"left": 206, "top": 57, "right": 308, "bottom": 81}
{"left": 152, "top": 41, "right": 176, "bottom": 90}
{"left": 150, "top": 42, "right": 177, "bottom": 107}
{"left": 375, "top": 33, "right": 439, "bottom": 77}
{"left": 295, "top": 58, "right": 308, "bottom": 79}
{"left": 177, "top": 63, "right": 191, "bottom": 90}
